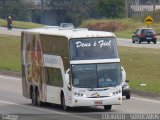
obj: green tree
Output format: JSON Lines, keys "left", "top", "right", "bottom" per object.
{"left": 97, "top": 0, "right": 125, "bottom": 18}
{"left": 47, "top": 0, "right": 98, "bottom": 26}
{"left": 0, "top": 0, "right": 31, "bottom": 21}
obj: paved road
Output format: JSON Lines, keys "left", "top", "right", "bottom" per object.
{"left": 117, "top": 38, "right": 160, "bottom": 49}
{"left": 0, "top": 75, "right": 160, "bottom": 120}
{"left": 0, "top": 27, "right": 22, "bottom": 36}
{"left": 0, "top": 27, "right": 160, "bottom": 49}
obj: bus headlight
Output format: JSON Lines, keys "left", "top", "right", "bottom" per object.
{"left": 109, "top": 93, "right": 113, "bottom": 97}
{"left": 111, "top": 90, "right": 121, "bottom": 96}
{"left": 82, "top": 94, "right": 86, "bottom": 98}
{"left": 74, "top": 92, "right": 86, "bottom": 97}
{"left": 74, "top": 92, "right": 77, "bottom": 95}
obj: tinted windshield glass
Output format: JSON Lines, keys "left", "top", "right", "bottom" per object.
{"left": 70, "top": 37, "right": 118, "bottom": 60}
{"left": 72, "top": 63, "right": 122, "bottom": 88}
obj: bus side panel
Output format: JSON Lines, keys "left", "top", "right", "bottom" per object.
{"left": 22, "top": 65, "right": 30, "bottom": 98}
{"left": 21, "top": 32, "right": 45, "bottom": 100}
{"left": 21, "top": 32, "right": 30, "bottom": 98}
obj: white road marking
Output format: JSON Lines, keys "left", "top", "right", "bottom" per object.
{"left": 0, "top": 75, "right": 21, "bottom": 81}
{"left": 131, "top": 97, "right": 160, "bottom": 104}
{"left": 0, "top": 100, "right": 98, "bottom": 120}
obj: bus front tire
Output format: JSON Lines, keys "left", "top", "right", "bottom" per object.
{"left": 61, "top": 95, "right": 68, "bottom": 111}
{"left": 104, "top": 105, "right": 112, "bottom": 110}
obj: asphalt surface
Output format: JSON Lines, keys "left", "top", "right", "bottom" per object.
{"left": 0, "top": 27, "right": 160, "bottom": 49}
{"left": 0, "top": 75, "right": 160, "bottom": 120}
{"left": 117, "top": 38, "right": 160, "bottom": 49}
{"left": 0, "top": 27, "right": 22, "bottom": 36}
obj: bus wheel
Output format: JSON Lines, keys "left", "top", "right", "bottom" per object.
{"left": 104, "top": 105, "right": 112, "bottom": 110}
{"left": 36, "top": 90, "right": 42, "bottom": 106}
{"left": 31, "top": 91, "right": 36, "bottom": 106}
{"left": 61, "top": 95, "right": 68, "bottom": 111}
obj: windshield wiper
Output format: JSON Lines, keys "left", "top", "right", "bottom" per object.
{"left": 104, "top": 84, "right": 117, "bottom": 87}
{"left": 88, "top": 88, "right": 109, "bottom": 91}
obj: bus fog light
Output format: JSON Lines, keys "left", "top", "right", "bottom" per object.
{"left": 75, "top": 100, "right": 78, "bottom": 103}
{"left": 83, "top": 94, "right": 86, "bottom": 98}
{"left": 109, "top": 93, "right": 113, "bottom": 97}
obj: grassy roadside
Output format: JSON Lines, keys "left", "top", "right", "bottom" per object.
{"left": 0, "top": 34, "right": 160, "bottom": 94}
{"left": 0, "top": 35, "right": 21, "bottom": 72}
{"left": 119, "top": 46, "right": 160, "bottom": 94}
{"left": 0, "top": 19, "right": 43, "bottom": 29}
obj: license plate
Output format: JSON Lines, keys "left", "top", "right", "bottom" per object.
{"left": 94, "top": 100, "right": 102, "bottom": 105}
{"left": 146, "top": 38, "right": 151, "bottom": 39}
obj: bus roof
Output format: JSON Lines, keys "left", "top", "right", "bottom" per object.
{"left": 22, "top": 27, "right": 116, "bottom": 39}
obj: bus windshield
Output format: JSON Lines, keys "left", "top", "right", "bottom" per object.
{"left": 70, "top": 37, "right": 118, "bottom": 60}
{"left": 72, "top": 63, "right": 122, "bottom": 88}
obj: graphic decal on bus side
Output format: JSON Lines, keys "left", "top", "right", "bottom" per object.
{"left": 23, "top": 33, "right": 44, "bottom": 100}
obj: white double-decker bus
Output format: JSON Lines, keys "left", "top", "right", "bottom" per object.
{"left": 21, "top": 27, "right": 123, "bottom": 111}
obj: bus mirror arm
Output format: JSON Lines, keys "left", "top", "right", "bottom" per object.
{"left": 65, "top": 74, "right": 71, "bottom": 90}
{"left": 67, "top": 84, "right": 71, "bottom": 91}
{"left": 65, "top": 74, "right": 71, "bottom": 91}
{"left": 65, "top": 68, "right": 70, "bottom": 84}
{"left": 65, "top": 69, "right": 71, "bottom": 91}
{"left": 65, "top": 73, "right": 69, "bottom": 84}
{"left": 66, "top": 68, "right": 70, "bottom": 74}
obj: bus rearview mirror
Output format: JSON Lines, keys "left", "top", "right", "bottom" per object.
{"left": 65, "top": 74, "right": 69, "bottom": 83}
{"left": 65, "top": 73, "right": 71, "bottom": 91}
{"left": 65, "top": 68, "right": 70, "bottom": 83}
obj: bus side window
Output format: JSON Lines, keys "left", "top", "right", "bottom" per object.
{"left": 46, "top": 68, "right": 54, "bottom": 86}
{"left": 45, "top": 68, "right": 63, "bottom": 87}
{"left": 46, "top": 69, "right": 51, "bottom": 85}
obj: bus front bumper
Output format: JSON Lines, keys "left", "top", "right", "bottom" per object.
{"left": 68, "top": 95, "right": 122, "bottom": 107}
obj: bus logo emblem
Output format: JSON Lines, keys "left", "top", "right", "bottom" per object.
{"left": 91, "top": 93, "right": 100, "bottom": 98}
{"left": 97, "top": 94, "right": 100, "bottom": 98}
